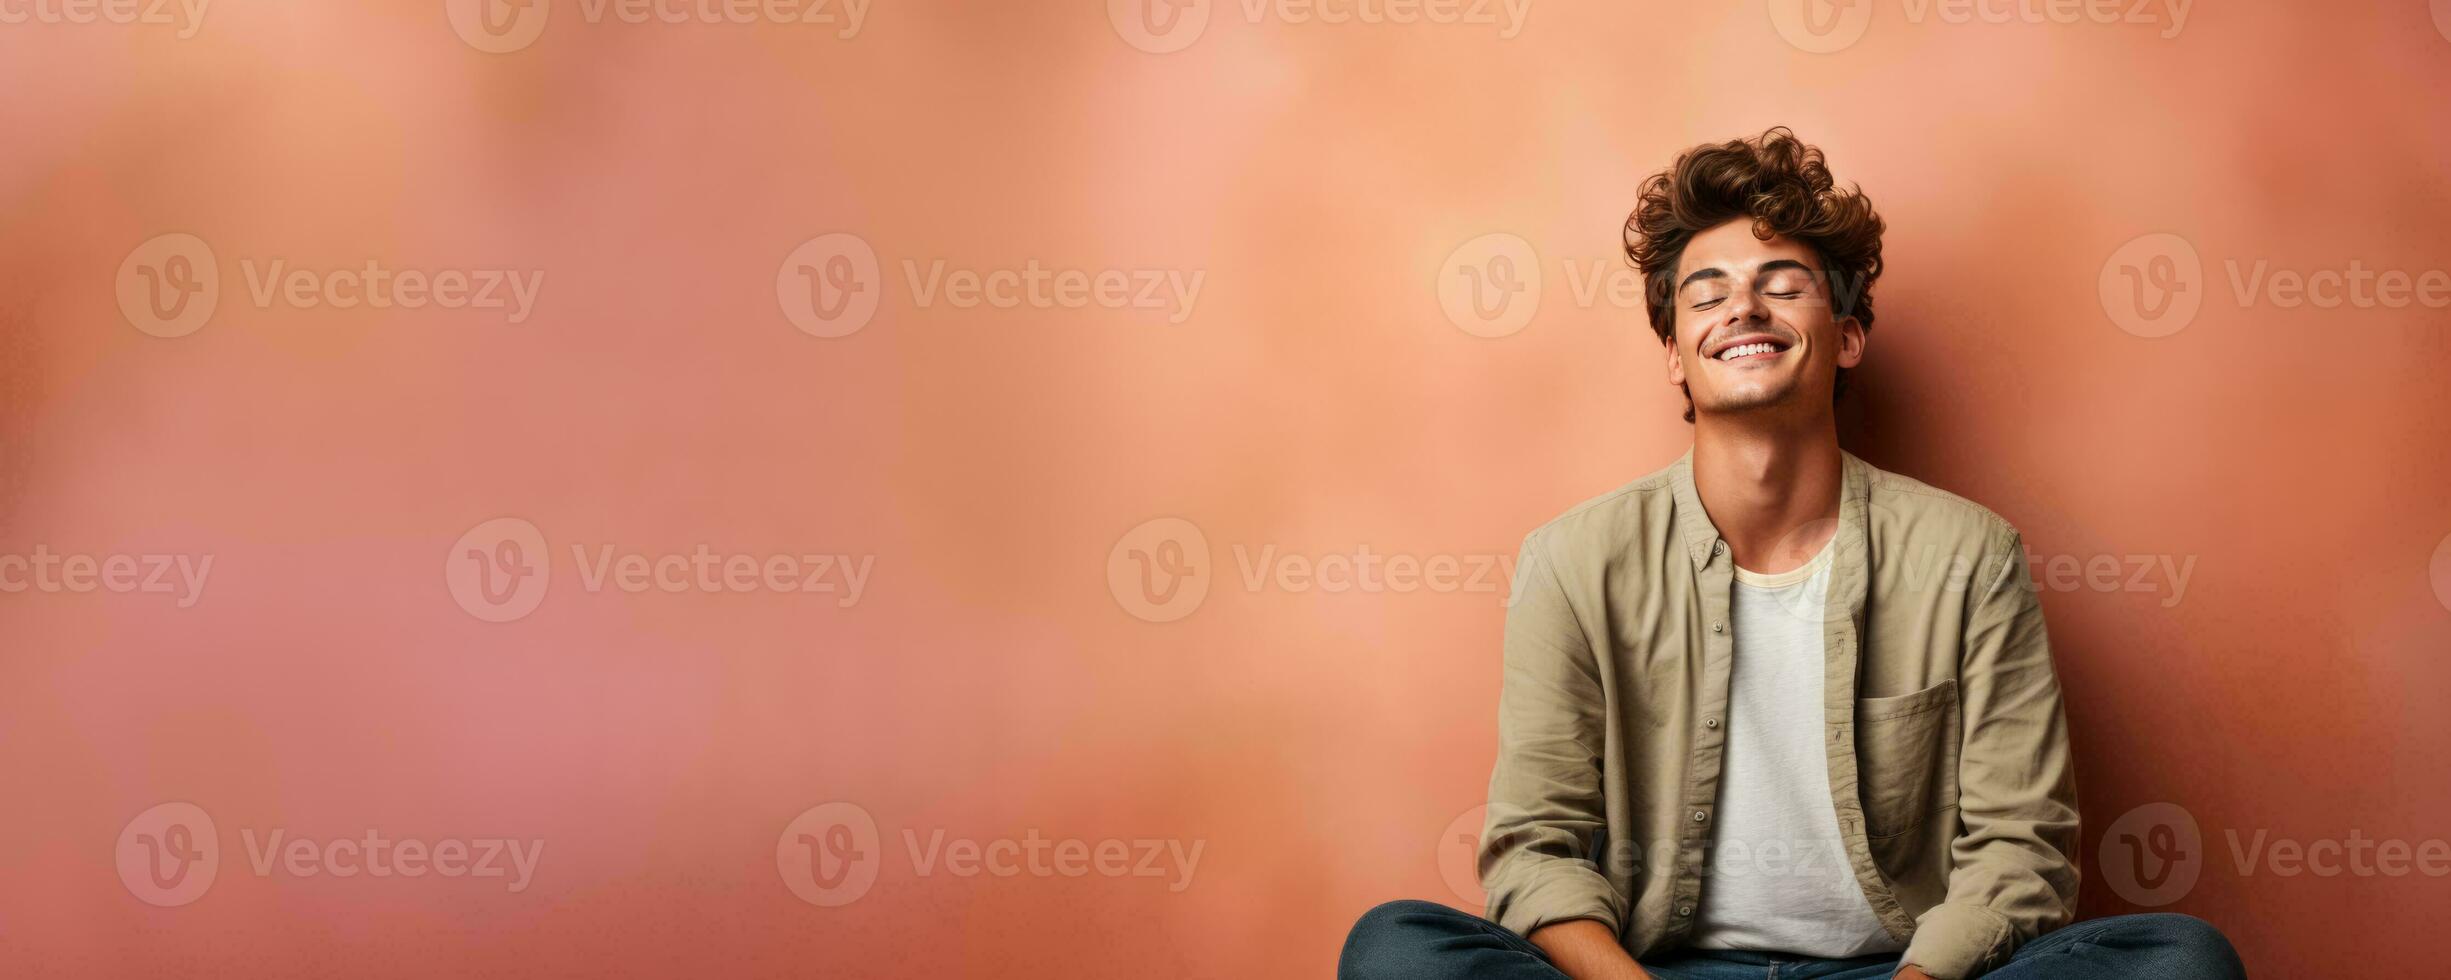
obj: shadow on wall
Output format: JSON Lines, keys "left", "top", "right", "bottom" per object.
{"left": 1840, "top": 311, "right": 2241, "bottom": 935}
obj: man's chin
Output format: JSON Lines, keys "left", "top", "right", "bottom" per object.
{"left": 1694, "top": 387, "right": 1804, "bottom": 418}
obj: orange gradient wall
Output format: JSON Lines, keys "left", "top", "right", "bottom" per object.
{"left": 5, "top": 1, "right": 2450, "bottom": 976}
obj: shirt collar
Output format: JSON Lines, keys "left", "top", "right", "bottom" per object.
{"left": 1666, "top": 445, "right": 1873, "bottom": 573}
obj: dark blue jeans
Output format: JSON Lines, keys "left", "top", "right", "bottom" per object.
{"left": 1338, "top": 900, "right": 2246, "bottom": 980}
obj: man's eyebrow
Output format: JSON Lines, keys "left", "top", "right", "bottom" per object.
{"left": 1676, "top": 268, "right": 1729, "bottom": 291}
{"left": 1677, "top": 259, "right": 1818, "bottom": 291}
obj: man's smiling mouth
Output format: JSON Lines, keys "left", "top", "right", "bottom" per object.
{"left": 1709, "top": 335, "right": 1792, "bottom": 362}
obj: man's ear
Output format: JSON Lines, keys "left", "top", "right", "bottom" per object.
{"left": 1664, "top": 333, "right": 1688, "bottom": 387}
{"left": 1835, "top": 315, "right": 1866, "bottom": 369}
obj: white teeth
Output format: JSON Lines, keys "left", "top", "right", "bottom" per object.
{"left": 1717, "top": 342, "right": 1778, "bottom": 361}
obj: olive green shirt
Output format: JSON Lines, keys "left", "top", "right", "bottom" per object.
{"left": 1480, "top": 449, "right": 2079, "bottom": 980}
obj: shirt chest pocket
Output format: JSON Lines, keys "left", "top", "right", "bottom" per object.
{"left": 1853, "top": 678, "right": 1960, "bottom": 840}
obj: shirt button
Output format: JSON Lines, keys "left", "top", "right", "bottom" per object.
{"left": 1677, "top": 905, "right": 1694, "bottom": 917}
{"left": 1711, "top": 621, "right": 1725, "bottom": 634}
{"left": 1704, "top": 717, "right": 1720, "bottom": 730}
{"left": 1692, "top": 810, "right": 1708, "bottom": 823}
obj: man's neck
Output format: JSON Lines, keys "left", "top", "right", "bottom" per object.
{"left": 1690, "top": 412, "right": 1844, "bottom": 576}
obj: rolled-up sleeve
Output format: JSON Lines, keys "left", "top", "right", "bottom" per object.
{"left": 1480, "top": 529, "right": 1624, "bottom": 938}
{"left": 1902, "top": 526, "right": 2081, "bottom": 979}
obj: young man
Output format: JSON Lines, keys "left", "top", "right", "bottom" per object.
{"left": 1340, "top": 130, "right": 2246, "bottom": 980}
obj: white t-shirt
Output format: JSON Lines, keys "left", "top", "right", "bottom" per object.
{"left": 1686, "top": 540, "right": 1902, "bottom": 958}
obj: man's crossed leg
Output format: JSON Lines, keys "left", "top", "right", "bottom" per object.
{"left": 1338, "top": 900, "right": 2246, "bottom": 980}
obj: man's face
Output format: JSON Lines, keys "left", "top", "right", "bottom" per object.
{"left": 1664, "top": 218, "right": 1865, "bottom": 422}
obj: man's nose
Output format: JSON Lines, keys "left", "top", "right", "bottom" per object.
{"left": 1723, "top": 288, "right": 1767, "bottom": 326}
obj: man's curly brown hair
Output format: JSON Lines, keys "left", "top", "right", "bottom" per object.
{"left": 1625, "top": 127, "right": 1885, "bottom": 422}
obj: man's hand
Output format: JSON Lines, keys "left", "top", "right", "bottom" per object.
{"left": 1525, "top": 919, "right": 1650, "bottom": 980}
{"left": 1893, "top": 965, "right": 1936, "bottom": 980}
